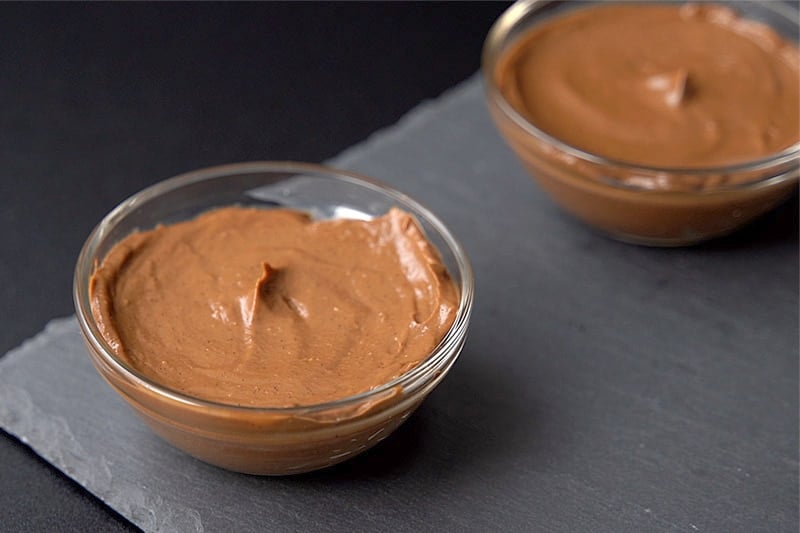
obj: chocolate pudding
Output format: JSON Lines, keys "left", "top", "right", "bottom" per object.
{"left": 90, "top": 207, "right": 459, "bottom": 408}
{"left": 497, "top": 3, "right": 799, "bottom": 170}
{"left": 486, "top": 1, "right": 799, "bottom": 245}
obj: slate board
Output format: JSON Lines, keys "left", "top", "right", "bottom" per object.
{"left": 1, "top": 75, "right": 798, "bottom": 532}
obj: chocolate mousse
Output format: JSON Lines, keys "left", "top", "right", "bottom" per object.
{"left": 495, "top": 3, "right": 799, "bottom": 171}
{"left": 89, "top": 206, "right": 459, "bottom": 407}
{"left": 486, "top": 2, "right": 799, "bottom": 244}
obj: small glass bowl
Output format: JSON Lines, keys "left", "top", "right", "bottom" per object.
{"left": 483, "top": 0, "right": 799, "bottom": 246}
{"left": 73, "top": 161, "right": 474, "bottom": 475}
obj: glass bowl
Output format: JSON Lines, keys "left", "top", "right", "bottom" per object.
{"left": 73, "top": 161, "right": 474, "bottom": 475}
{"left": 483, "top": 0, "right": 799, "bottom": 246}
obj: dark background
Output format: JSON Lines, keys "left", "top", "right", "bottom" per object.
{"left": 0, "top": 3, "right": 509, "bottom": 530}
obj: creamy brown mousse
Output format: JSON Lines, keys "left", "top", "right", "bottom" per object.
{"left": 496, "top": 2, "right": 800, "bottom": 170}
{"left": 90, "top": 207, "right": 458, "bottom": 407}
{"left": 488, "top": 2, "right": 799, "bottom": 244}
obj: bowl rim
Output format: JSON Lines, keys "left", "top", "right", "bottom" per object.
{"left": 481, "top": 0, "right": 800, "bottom": 192}
{"left": 73, "top": 161, "right": 474, "bottom": 416}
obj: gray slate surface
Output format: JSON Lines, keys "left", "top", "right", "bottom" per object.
{"left": 1, "top": 76, "right": 798, "bottom": 532}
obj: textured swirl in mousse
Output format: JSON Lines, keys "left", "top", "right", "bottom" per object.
{"left": 496, "top": 3, "right": 800, "bottom": 170}
{"left": 89, "top": 207, "right": 458, "bottom": 407}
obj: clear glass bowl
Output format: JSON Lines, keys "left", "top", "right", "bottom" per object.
{"left": 74, "top": 161, "right": 474, "bottom": 475}
{"left": 483, "top": 0, "right": 799, "bottom": 246}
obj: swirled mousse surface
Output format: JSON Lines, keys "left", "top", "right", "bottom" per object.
{"left": 89, "top": 207, "right": 458, "bottom": 407}
{"left": 496, "top": 3, "right": 800, "bottom": 168}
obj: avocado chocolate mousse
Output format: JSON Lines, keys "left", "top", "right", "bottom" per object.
{"left": 89, "top": 206, "right": 459, "bottom": 408}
